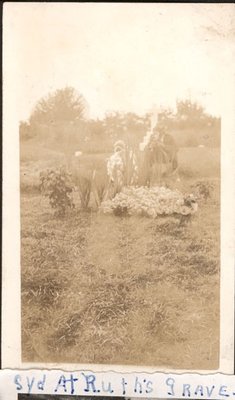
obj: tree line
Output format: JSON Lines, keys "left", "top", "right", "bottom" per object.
{"left": 20, "top": 87, "right": 221, "bottom": 151}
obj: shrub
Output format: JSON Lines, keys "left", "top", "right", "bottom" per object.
{"left": 40, "top": 166, "right": 74, "bottom": 217}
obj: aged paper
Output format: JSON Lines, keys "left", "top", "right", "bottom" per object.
{"left": 2, "top": 3, "right": 235, "bottom": 372}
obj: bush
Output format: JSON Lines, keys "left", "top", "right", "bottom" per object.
{"left": 40, "top": 166, "right": 75, "bottom": 217}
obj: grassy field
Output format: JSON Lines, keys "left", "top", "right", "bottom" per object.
{"left": 21, "top": 142, "right": 220, "bottom": 369}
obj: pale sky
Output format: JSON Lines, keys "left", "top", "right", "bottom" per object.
{"left": 4, "top": 2, "right": 235, "bottom": 121}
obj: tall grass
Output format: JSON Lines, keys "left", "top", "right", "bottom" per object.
{"left": 76, "top": 174, "right": 93, "bottom": 209}
{"left": 90, "top": 170, "right": 109, "bottom": 206}
{"left": 123, "top": 145, "right": 138, "bottom": 186}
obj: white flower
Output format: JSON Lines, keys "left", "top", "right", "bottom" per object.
{"left": 100, "top": 185, "right": 198, "bottom": 218}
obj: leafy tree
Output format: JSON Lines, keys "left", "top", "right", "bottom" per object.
{"left": 103, "top": 112, "right": 126, "bottom": 139}
{"left": 102, "top": 111, "right": 147, "bottom": 149}
{"left": 176, "top": 98, "right": 205, "bottom": 120}
{"left": 174, "top": 98, "right": 211, "bottom": 130}
{"left": 29, "top": 86, "right": 88, "bottom": 126}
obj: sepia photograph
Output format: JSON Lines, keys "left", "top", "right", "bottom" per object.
{"left": 2, "top": 3, "right": 235, "bottom": 371}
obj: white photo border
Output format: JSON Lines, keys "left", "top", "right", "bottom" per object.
{"left": 2, "top": 2, "right": 235, "bottom": 374}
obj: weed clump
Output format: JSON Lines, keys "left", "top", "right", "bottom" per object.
{"left": 191, "top": 180, "right": 214, "bottom": 201}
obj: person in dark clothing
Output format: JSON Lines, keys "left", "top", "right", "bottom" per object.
{"left": 151, "top": 123, "right": 179, "bottom": 172}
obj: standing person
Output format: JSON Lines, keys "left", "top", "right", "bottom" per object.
{"left": 155, "top": 123, "right": 179, "bottom": 172}
{"left": 107, "top": 140, "right": 126, "bottom": 188}
{"left": 107, "top": 140, "right": 138, "bottom": 195}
